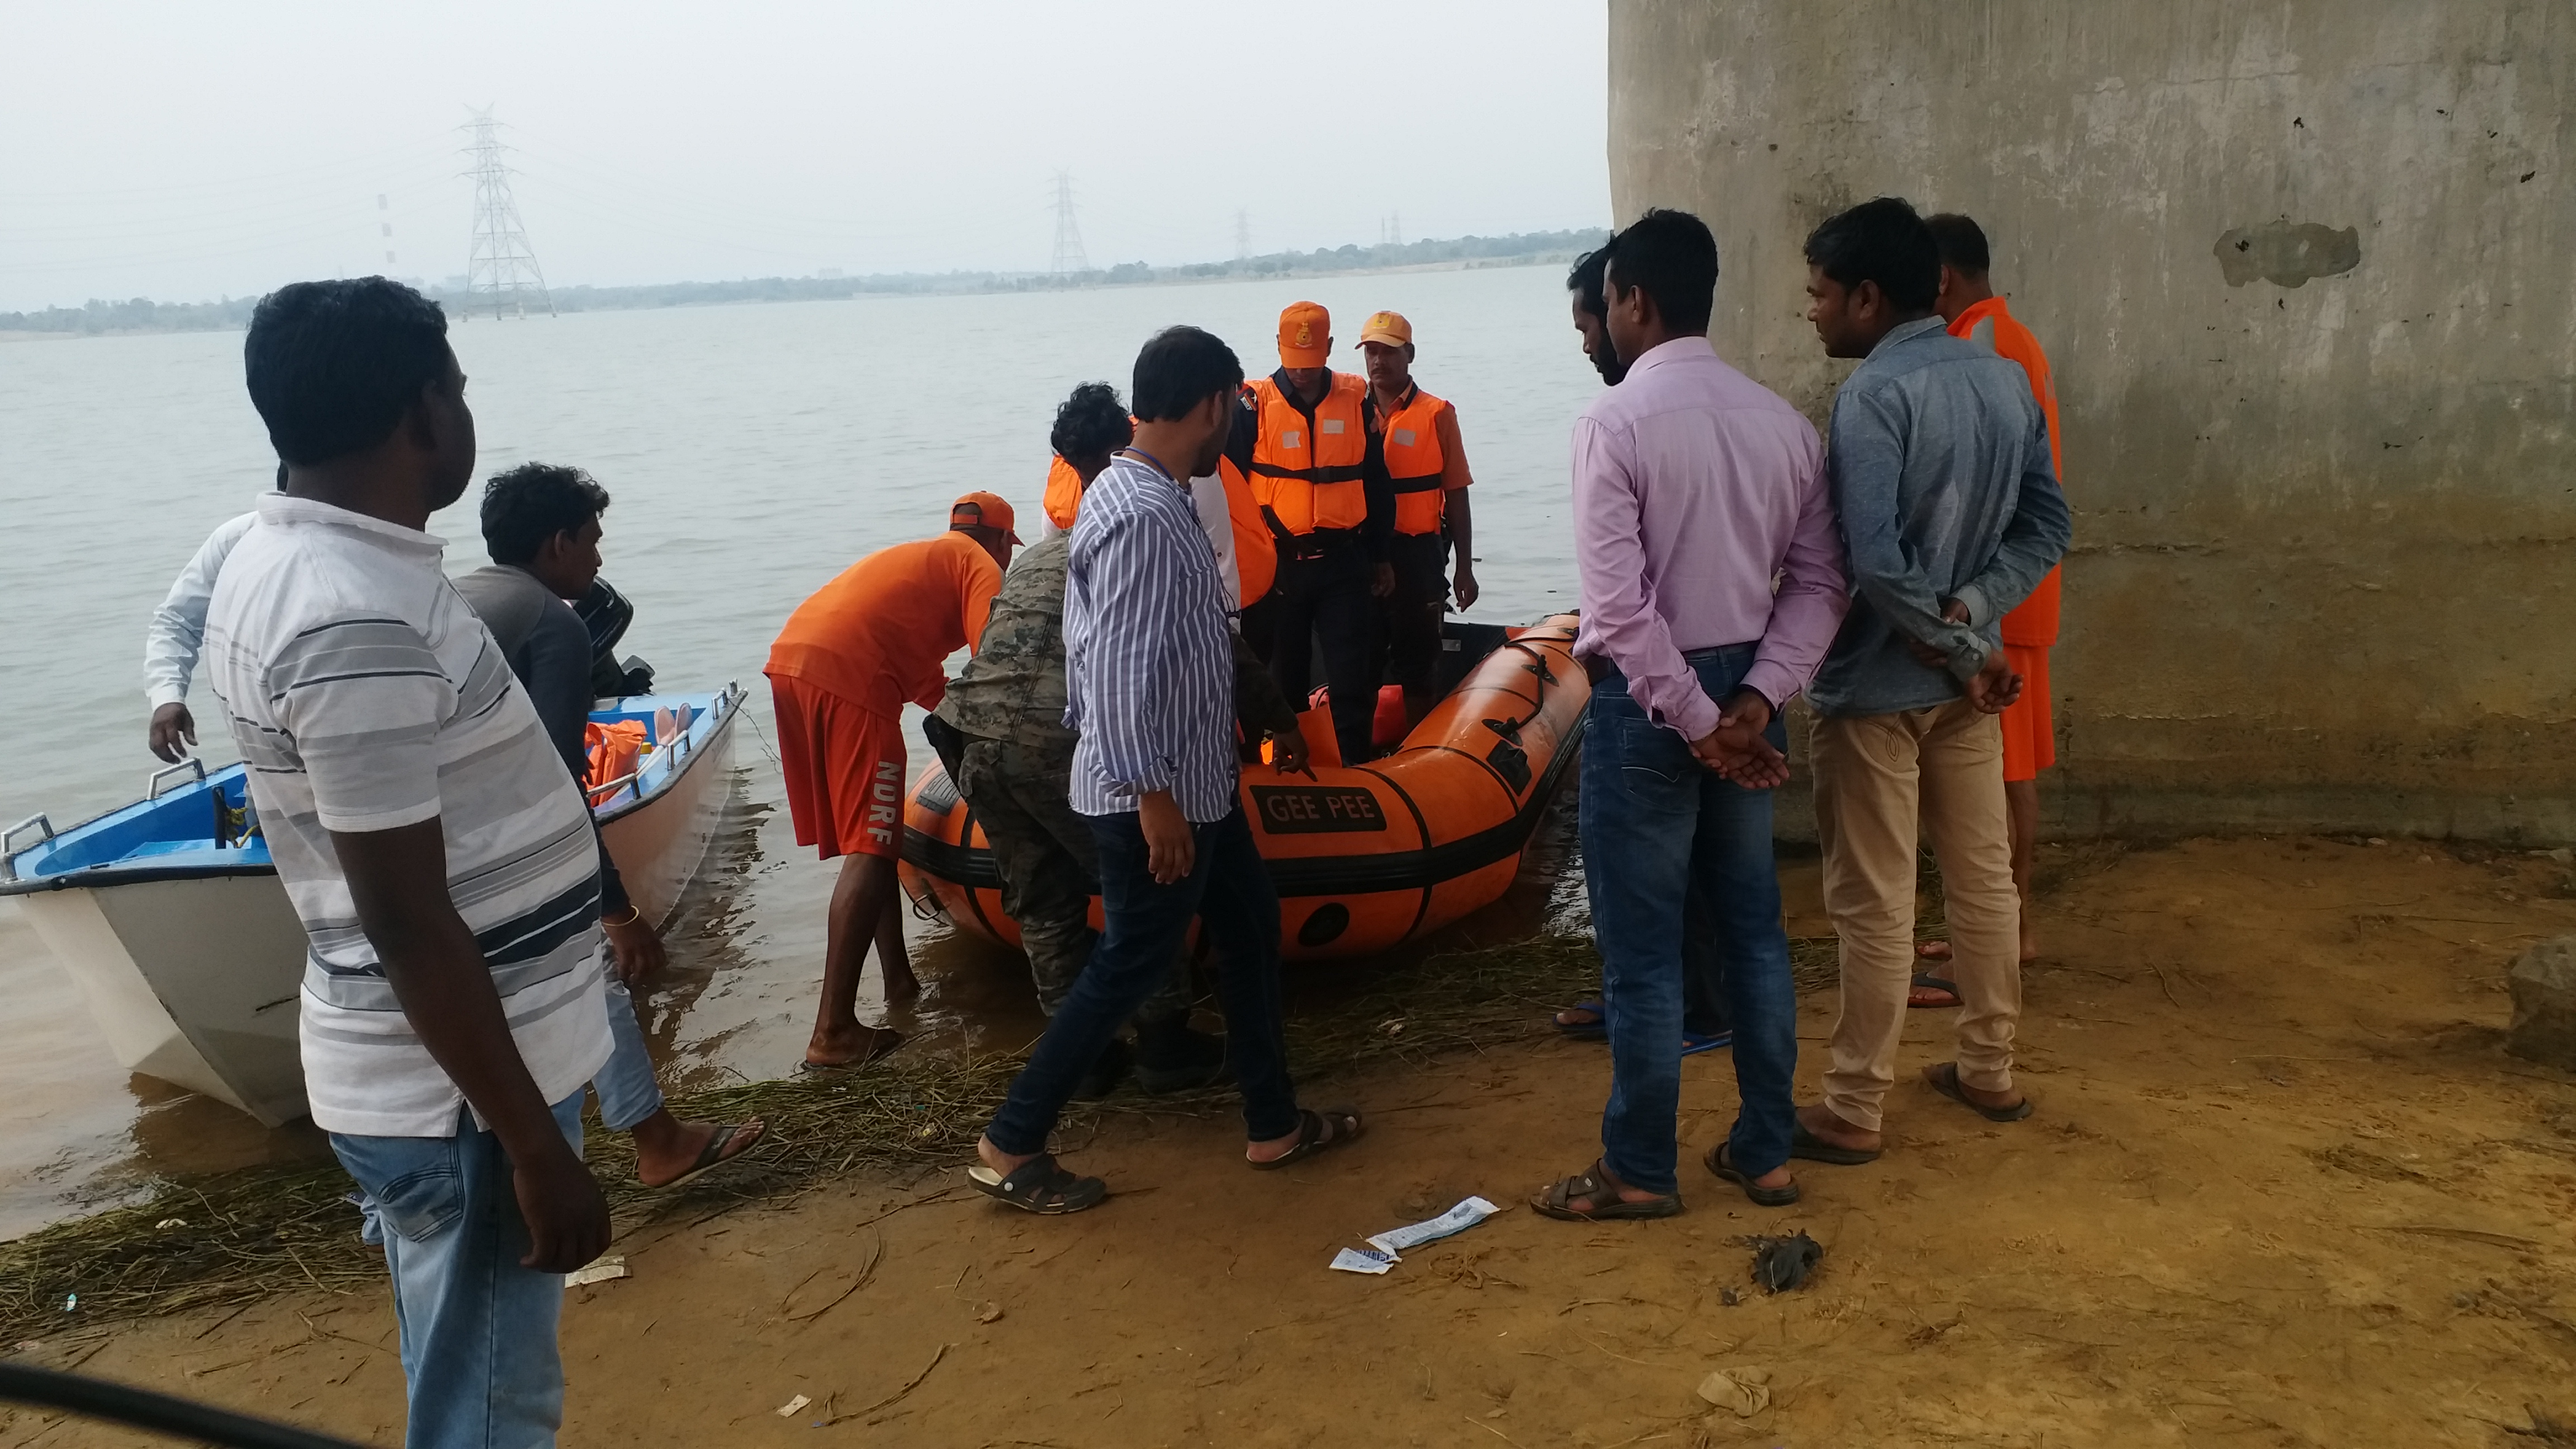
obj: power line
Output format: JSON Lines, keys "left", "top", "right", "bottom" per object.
{"left": 1049, "top": 171, "right": 1089, "bottom": 277}
{"left": 461, "top": 108, "right": 553, "bottom": 319}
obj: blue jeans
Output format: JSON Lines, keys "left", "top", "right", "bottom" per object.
{"left": 594, "top": 976, "right": 663, "bottom": 1133}
{"left": 987, "top": 803, "right": 1300, "bottom": 1154}
{"left": 330, "top": 1093, "right": 586, "bottom": 1449}
{"left": 1580, "top": 646, "right": 1797, "bottom": 1195}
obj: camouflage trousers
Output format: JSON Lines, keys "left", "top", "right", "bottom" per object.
{"left": 953, "top": 737, "right": 1191, "bottom": 1021}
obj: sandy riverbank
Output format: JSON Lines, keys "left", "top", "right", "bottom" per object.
{"left": 8, "top": 836, "right": 2576, "bottom": 1448}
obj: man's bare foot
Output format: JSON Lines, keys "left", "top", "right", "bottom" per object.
{"left": 804, "top": 1021, "right": 903, "bottom": 1069}
{"left": 1915, "top": 939, "right": 1952, "bottom": 962}
{"left": 1794, "top": 1102, "right": 1882, "bottom": 1156}
{"left": 1246, "top": 1106, "right": 1364, "bottom": 1166}
{"left": 977, "top": 1133, "right": 1041, "bottom": 1178}
{"left": 1554, "top": 1005, "right": 1603, "bottom": 1029}
{"left": 632, "top": 1111, "right": 766, "bottom": 1188}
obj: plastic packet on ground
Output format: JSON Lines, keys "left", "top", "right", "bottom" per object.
{"left": 1328, "top": 1247, "right": 1398, "bottom": 1275}
{"left": 1365, "top": 1196, "right": 1503, "bottom": 1257}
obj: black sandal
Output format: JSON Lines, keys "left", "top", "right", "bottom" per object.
{"left": 1924, "top": 1062, "right": 2033, "bottom": 1123}
{"left": 1705, "top": 1141, "right": 1801, "bottom": 1207}
{"left": 1531, "top": 1158, "right": 1682, "bottom": 1221}
{"left": 1250, "top": 1107, "right": 1365, "bottom": 1170}
{"left": 967, "top": 1153, "right": 1107, "bottom": 1214}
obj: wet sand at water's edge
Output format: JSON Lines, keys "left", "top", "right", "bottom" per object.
{"left": 9, "top": 836, "right": 2576, "bottom": 1447}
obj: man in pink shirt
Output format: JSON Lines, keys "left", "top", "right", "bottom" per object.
{"left": 1531, "top": 209, "right": 1850, "bottom": 1220}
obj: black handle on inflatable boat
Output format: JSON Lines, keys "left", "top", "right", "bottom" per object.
{"left": 0, "top": 1362, "right": 365, "bottom": 1449}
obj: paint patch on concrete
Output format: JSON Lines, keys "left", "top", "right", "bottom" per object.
{"left": 2214, "top": 221, "right": 2361, "bottom": 288}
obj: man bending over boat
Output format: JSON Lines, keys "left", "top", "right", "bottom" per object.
{"left": 972, "top": 325, "right": 1364, "bottom": 1214}
{"left": 205, "top": 277, "right": 613, "bottom": 1448}
{"left": 932, "top": 381, "right": 1305, "bottom": 1098}
{"left": 455, "top": 462, "right": 765, "bottom": 1190}
{"left": 765, "top": 493, "right": 1018, "bottom": 1069}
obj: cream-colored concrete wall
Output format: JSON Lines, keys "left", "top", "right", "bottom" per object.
{"left": 1612, "top": 1, "right": 2576, "bottom": 840}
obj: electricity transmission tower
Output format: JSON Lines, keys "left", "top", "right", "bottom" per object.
{"left": 1234, "top": 209, "right": 1252, "bottom": 261}
{"left": 462, "top": 109, "right": 554, "bottom": 319}
{"left": 1049, "top": 172, "right": 1090, "bottom": 277}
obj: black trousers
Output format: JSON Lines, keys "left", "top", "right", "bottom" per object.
{"left": 1266, "top": 538, "right": 1380, "bottom": 765}
{"left": 1379, "top": 532, "right": 1449, "bottom": 689}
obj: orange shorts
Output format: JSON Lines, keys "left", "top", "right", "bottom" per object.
{"left": 1999, "top": 644, "right": 2054, "bottom": 783}
{"left": 768, "top": 675, "right": 906, "bottom": 860}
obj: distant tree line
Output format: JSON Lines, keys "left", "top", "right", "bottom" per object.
{"left": 0, "top": 228, "right": 1611, "bottom": 336}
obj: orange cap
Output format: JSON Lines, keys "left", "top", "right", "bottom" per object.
{"left": 950, "top": 491, "right": 1021, "bottom": 544}
{"left": 1356, "top": 310, "right": 1412, "bottom": 349}
{"left": 1277, "top": 301, "right": 1330, "bottom": 367}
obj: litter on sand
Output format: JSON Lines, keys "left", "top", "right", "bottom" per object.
{"left": 565, "top": 1256, "right": 628, "bottom": 1287}
{"left": 1328, "top": 1247, "right": 1399, "bottom": 1275}
{"left": 775, "top": 1394, "right": 812, "bottom": 1418}
{"left": 1365, "top": 1196, "right": 1504, "bottom": 1257}
{"left": 1696, "top": 1365, "right": 1773, "bottom": 1417}
{"left": 1748, "top": 1232, "right": 1823, "bottom": 1294}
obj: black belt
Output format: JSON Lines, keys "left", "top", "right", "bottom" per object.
{"left": 1276, "top": 527, "right": 1362, "bottom": 562}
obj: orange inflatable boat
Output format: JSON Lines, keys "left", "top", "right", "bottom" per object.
{"left": 898, "top": 614, "right": 1588, "bottom": 960}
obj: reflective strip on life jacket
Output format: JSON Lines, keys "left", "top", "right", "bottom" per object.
{"left": 1250, "top": 373, "right": 1370, "bottom": 536}
{"left": 1376, "top": 387, "right": 1450, "bottom": 537}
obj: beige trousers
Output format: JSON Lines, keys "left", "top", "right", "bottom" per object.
{"left": 1812, "top": 699, "right": 2021, "bottom": 1131}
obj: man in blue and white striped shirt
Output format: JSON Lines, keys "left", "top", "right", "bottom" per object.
{"left": 973, "top": 326, "right": 1367, "bottom": 1214}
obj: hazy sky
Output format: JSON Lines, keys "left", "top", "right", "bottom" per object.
{"left": 0, "top": 2, "right": 1609, "bottom": 312}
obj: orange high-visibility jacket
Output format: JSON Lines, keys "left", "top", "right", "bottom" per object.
{"left": 1248, "top": 372, "right": 1370, "bottom": 534}
{"left": 1041, "top": 455, "right": 1086, "bottom": 533}
{"left": 1041, "top": 452, "right": 1276, "bottom": 612}
{"left": 1374, "top": 386, "right": 1455, "bottom": 537}
{"left": 1950, "top": 296, "right": 2064, "bottom": 648}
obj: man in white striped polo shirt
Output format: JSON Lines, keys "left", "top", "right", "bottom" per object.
{"left": 203, "top": 277, "right": 612, "bottom": 1449}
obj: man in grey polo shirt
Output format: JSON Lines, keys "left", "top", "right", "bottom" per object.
{"left": 203, "top": 277, "right": 611, "bottom": 1449}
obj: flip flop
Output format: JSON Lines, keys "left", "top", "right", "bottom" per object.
{"left": 641, "top": 1119, "right": 767, "bottom": 1191}
{"left": 797, "top": 1028, "right": 906, "bottom": 1074}
{"left": 1552, "top": 1001, "right": 1608, "bottom": 1040}
{"left": 1704, "top": 1141, "right": 1800, "bottom": 1207}
{"left": 1788, "top": 1119, "right": 1881, "bottom": 1166}
{"left": 1908, "top": 973, "right": 1962, "bottom": 1010}
{"left": 1249, "top": 1107, "right": 1366, "bottom": 1170}
{"left": 1680, "top": 1029, "right": 1733, "bottom": 1057}
{"left": 1924, "top": 1062, "right": 2033, "bottom": 1123}
{"left": 967, "top": 1152, "right": 1107, "bottom": 1215}
{"left": 1531, "top": 1158, "right": 1682, "bottom": 1221}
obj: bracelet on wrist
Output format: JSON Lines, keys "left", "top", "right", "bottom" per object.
{"left": 601, "top": 906, "right": 641, "bottom": 927}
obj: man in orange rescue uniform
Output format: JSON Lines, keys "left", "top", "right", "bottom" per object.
{"left": 1356, "top": 310, "right": 1478, "bottom": 731}
{"left": 766, "top": 494, "right": 1016, "bottom": 1067}
{"left": 1248, "top": 301, "right": 1394, "bottom": 765}
{"left": 1912, "top": 212, "right": 2063, "bottom": 1001}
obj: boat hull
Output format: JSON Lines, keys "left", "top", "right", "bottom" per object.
{"left": 898, "top": 616, "right": 1588, "bottom": 961}
{"left": 598, "top": 703, "right": 739, "bottom": 928}
{"left": 14, "top": 874, "right": 308, "bottom": 1125}
{"left": 3, "top": 685, "right": 745, "bottom": 1124}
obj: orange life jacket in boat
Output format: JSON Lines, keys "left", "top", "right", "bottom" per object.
{"left": 1248, "top": 372, "right": 1370, "bottom": 535}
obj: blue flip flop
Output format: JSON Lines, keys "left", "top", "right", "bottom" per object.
{"left": 1680, "top": 1030, "right": 1733, "bottom": 1057}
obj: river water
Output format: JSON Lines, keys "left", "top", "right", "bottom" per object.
{"left": 0, "top": 263, "right": 1612, "bottom": 1238}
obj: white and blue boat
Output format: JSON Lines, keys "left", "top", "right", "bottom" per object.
{"left": 1, "top": 685, "right": 745, "bottom": 1126}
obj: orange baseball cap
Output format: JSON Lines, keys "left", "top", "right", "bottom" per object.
{"left": 950, "top": 491, "right": 1022, "bottom": 543}
{"left": 1277, "top": 301, "right": 1330, "bottom": 367}
{"left": 1357, "top": 310, "right": 1412, "bottom": 349}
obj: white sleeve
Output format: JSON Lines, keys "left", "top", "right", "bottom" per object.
{"left": 1188, "top": 475, "right": 1240, "bottom": 616}
{"left": 144, "top": 512, "right": 259, "bottom": 709}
